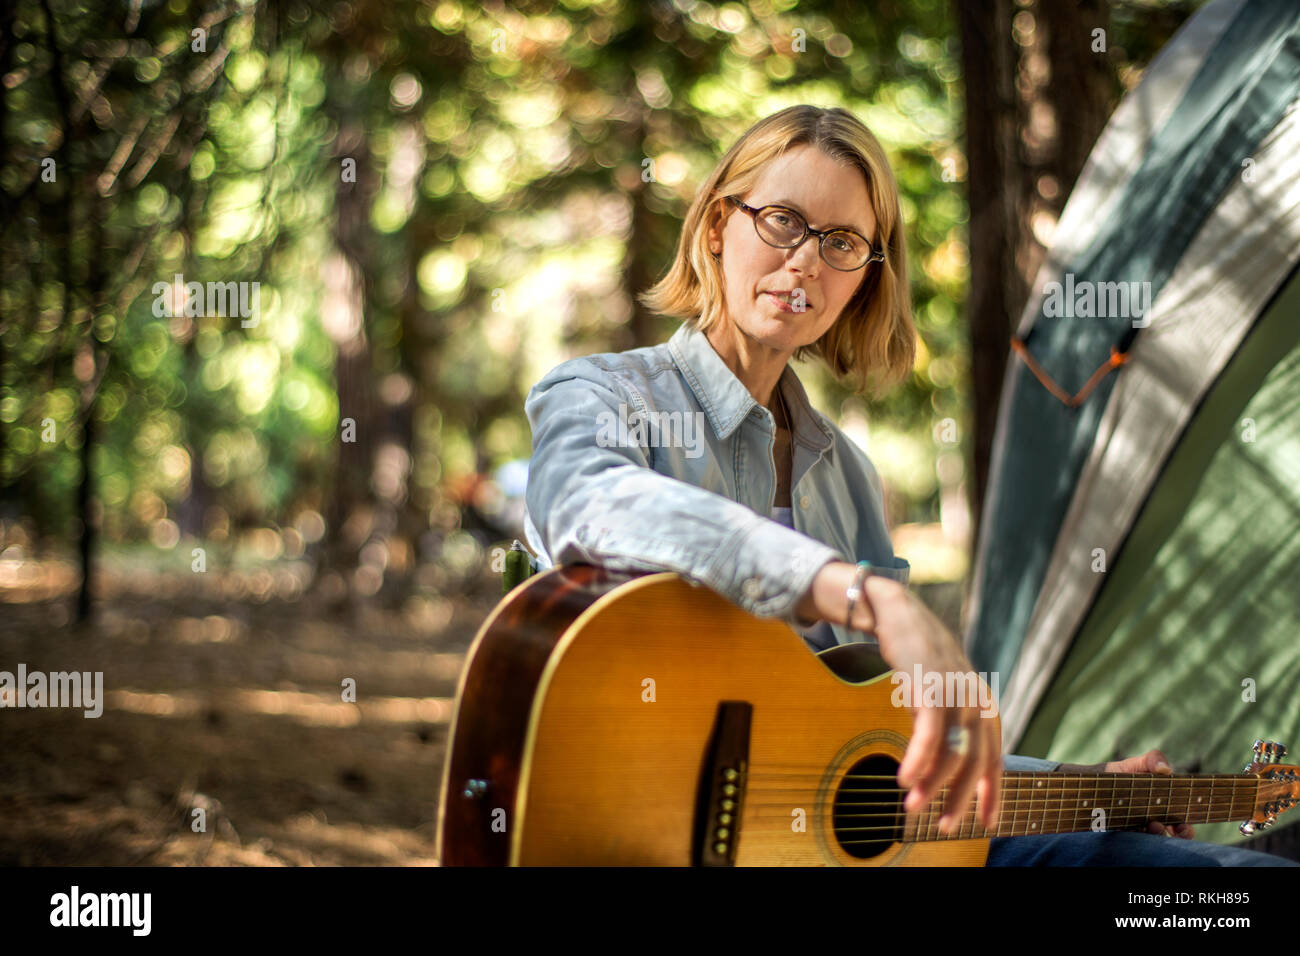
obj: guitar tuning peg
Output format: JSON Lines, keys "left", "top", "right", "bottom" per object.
{"left": 1249, "top": 739, "right": 1288, "bottom": 766}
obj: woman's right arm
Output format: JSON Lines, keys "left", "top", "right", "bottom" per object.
{"left": 525, "top": 363, "right": 844, "bottom": 625}
{"left": 797, "top": 561, "right": 1004, "bottom": 834}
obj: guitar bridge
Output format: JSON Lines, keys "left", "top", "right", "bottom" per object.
{"left": 693, "top": 701, "right": 752, "bottom": 866}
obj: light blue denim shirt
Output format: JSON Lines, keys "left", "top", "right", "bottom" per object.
{"left": 523, "top": 319, "right": 909, "bottom": 642}
{"left": 520, "top": 319, "right": 1059, "bottom": 773}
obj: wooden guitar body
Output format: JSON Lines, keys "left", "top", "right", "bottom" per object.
{"left": 438, "top": 566, "right": 992, "bottom": 866}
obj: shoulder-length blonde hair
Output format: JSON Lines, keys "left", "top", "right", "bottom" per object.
{"left": 638, "top": 105, "right": 916, "bottom": 396}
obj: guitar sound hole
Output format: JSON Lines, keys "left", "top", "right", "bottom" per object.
{"left": 832, "top": 755, "right": 904, "bottom": 859}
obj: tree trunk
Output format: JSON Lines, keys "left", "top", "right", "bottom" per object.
{"left": 323, "top": 118, "right": 379, "bottom": 600}
{"left": 957, "top": 0, "right": 1026, "bottom": 548}
{"left": 957, "top": 0, "right": 1113, "bottom": 549}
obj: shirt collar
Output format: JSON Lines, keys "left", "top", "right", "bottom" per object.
{"left": 668, "top": 321, "right": 833, "bottom": 451}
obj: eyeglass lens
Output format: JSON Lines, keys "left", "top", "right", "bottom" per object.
{"left": 755, "top": 206, "right": 872, "bottom": 270}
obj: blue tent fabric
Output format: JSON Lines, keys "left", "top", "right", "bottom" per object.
{"left": 968, "top": 0, "right": 1300, "bottom": 684}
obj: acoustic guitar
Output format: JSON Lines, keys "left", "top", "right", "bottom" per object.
{"left": 438, "top": 565, "right": 1298, "bottom": 865}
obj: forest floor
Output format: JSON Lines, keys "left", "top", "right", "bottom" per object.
{"left": 0, "top": 553, "right": 491, "bottom": 866}
{"left": 0, "top": 552, "right": 968, "bottom": 867}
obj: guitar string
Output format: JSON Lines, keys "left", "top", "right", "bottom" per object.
{"left": 715, "top": 826, "right": 1192, "bottom": 837}
{"left": 739, "top": 779, "right": 1245, "bottom": 829}
{"left": 741, "top": 777, "right": 1252, "bottom": 797}
{"left": 744, "top": 782, "right": 1237, "bottom": 792}
{"left": 700, "top": 825, "right": 1199, "bottom": 841}
{"left": 717, "top": 775, "right": 1249, "bottom": 798}
{"left": 739, "top": 801, "right": 1234, "bottom": 812}
{"left": 739, "top": 770, "right": 1252, "bottom": 778}
{"left": 744, "top": 781, "right": 1246, "bottom": 799}
{"left": 742, "top": 787, "right": 1241, "bottom": 807}
{"left": 740, "top": 808, "right": 1216, "bottom": 820}
{"left": 729, "top": 807, "right": 1227, "bottom": 835}
{"left": 739, "top": 802, "right": 1236, "bottom": 813}
{"left": 743, "top": 772, "right": 1243, "bottom": 781}
{"left": 736, "top": 786, "right": 1242, "bottom": 827}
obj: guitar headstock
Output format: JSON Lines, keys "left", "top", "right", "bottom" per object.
{"left": 1241, "top": 739, "right": 1300, "bottom": 836}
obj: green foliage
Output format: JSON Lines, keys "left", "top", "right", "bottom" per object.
{"left": 0, "top": 0, "right": 1191, "bottom": 556}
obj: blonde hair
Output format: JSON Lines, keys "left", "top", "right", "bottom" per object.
{"left": 637, "top": 105, "right": 916, "bottom": 395}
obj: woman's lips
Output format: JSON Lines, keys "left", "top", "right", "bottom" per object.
{"left": 765, "top": 291, "right": 810, "bottom": 313}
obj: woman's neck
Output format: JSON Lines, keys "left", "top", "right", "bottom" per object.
{"left": 704, "top": 321, "right": 792, "bottom": 413}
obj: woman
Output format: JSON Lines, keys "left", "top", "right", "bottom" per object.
{"left": 521, "top": 105, "right": 1291, "bottom": 866}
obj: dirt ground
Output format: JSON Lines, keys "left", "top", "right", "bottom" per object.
{"left": 0, "top": 558, "right": 494, "bottom": 866}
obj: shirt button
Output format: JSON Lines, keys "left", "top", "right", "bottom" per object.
{"left": 799, "top": 496, "right": 811, "bottom": 509}
{"left": 742, "top": 578, "right": 761, "bottom": 598}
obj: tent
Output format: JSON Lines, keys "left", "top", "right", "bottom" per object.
{"left": 964, "top": 0, "right": 1300, "bottom": 851}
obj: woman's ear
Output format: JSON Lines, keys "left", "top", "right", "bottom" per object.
{"left": 705, "top": 206, "right": 723, "bottom": 257}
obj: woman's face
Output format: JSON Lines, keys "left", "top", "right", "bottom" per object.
{"left": 707, "top": 144, "right": 878, "bottom": 357}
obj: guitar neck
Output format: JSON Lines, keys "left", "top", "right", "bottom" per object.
{"left": 910, "top": 772, "right": 1259, "bottom": 842}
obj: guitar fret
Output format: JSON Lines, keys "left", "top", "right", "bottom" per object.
{"left": 1101, "top": 773, "right": 1111, "bottom": 832}
{"left": 1114, "top": 774, "right": 1121, "bottom": 830}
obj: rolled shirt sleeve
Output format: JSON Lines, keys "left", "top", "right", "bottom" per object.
{"left": 524, "top": 363, "right": 845, "bottom": 621}
{"left": 1002, "top": 754, "right": 1062, "bottom": 772}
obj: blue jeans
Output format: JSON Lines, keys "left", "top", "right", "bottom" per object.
{"left": 987, "top": 831, "right": 1299, "bottom": 866}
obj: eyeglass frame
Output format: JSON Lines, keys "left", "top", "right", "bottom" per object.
{"left": 724, "top": 195, "right": 886, "bottom": 271}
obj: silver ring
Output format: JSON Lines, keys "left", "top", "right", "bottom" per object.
{"left": 946, "top": 727, "right": 970, "bottom": 756}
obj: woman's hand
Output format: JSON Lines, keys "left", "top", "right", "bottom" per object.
{"left": 1056, "top": 748, "right": 1195, "bottom": 839}
{"left": 796, "top": 561, "right": 1002, "bottom": 834}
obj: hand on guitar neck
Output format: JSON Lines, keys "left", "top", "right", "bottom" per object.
{"left": 796, "top": 561, "right": 1196, "bottom": 841}
{"left": 1056, "top": 749, "right": 1196, "bottom": 839}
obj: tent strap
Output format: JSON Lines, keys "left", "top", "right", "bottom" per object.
{"left": 1010, "top": 337, "right": 1131, "bottom": 407}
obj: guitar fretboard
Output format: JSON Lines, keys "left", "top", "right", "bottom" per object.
{"left": 904, "top": 773, "right": 1258, "bottom": 842}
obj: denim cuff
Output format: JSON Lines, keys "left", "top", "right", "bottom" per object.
{"left": 1002, "top": 753, "right": 1062, "bottom": 773}
{"left": 712, "top": 518, "right": 844, "bottom": 621}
